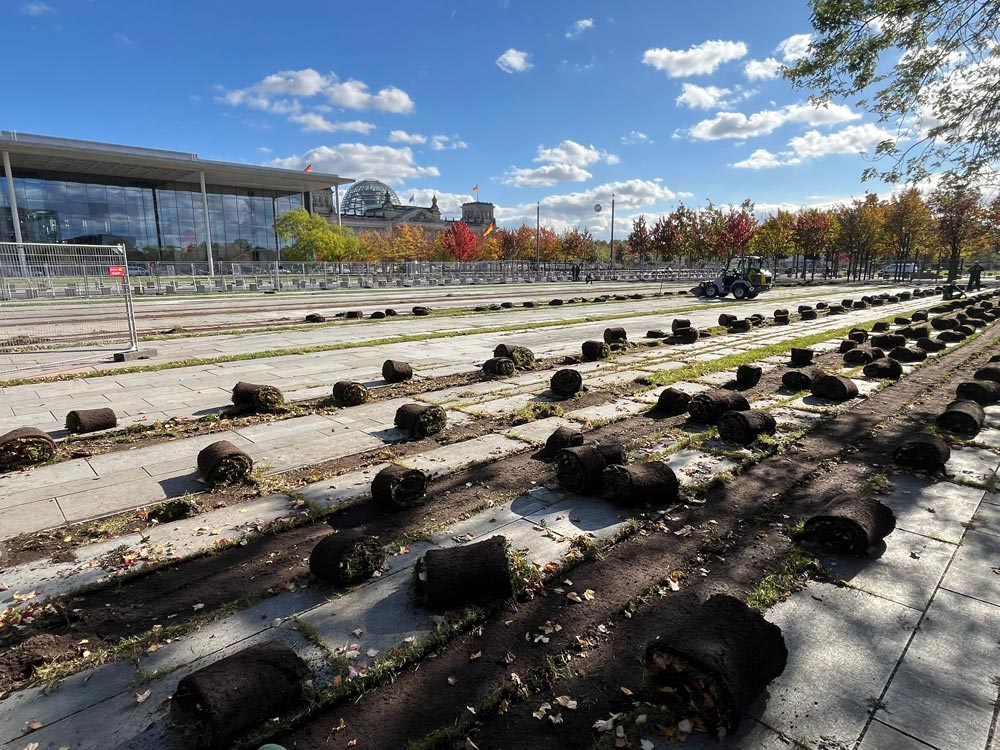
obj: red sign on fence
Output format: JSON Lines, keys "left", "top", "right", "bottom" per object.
{"left": 108, "top": 266, "right": 126, "bottom": 277}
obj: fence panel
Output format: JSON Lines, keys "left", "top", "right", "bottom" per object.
{"left": 0, "top": 242, "right": 138, "bottom": 377}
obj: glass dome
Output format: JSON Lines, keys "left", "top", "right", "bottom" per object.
{"left": 341, "top": 180, "right": 399, "bottom": 215}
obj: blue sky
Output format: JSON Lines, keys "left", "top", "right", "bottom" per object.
{"left": 5, "top": 0, "right": 895, "bottom": 236}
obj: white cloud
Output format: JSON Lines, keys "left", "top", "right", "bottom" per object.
{"left": 218, "top": 68, "right": 415, "bottom": 116}
{"left": 566, "top": 18, "right": 594, "bottom": 39}
{"left": 775, "top": 33, "right": 812, "bottom": 63}
{"left": 503, "top": 164, "right": 593, "bottom": 187}
{"left": 731, "top": 148, "right": 796, "bottom": 169}
{"left": 257, "top": 146, "right": 273, "bottom": 153}
{"left": 113, "top": 32, "right": 133, "bottom": 45}
{"left": 689, "top": 101, "right": 860, "bottom": 140}
{"left": 20, "top": 2, "right": 53, "bottom": 15}
{"left": 642, "top": 40, "right": 747, "bottom": 77}
{"left": 288, "top": 113, "right": 375, "bottom": 134}
{"left": 621, "top": 131, "right": 652, "bottom": 145}
{"left": 430, "top": 135, "right": 469, "bottom": 151}
{"left": 535, "top": 139, "right": 618, "bottom": 167}
{"left": 676, "top": 83, "right": 732, "bottom": 110}
{"left": 396, "top": 189, "right": 474, "bottom": 217}
{"left": 269, "top": 144, "right": 439, "bottom": 184}
{"left": 389, "top": 130, "right": 428, "bottom": 144}
{"left": 744, "top": 57, "right": 782, "bottom": 80}
{"left": 495, "top": 178, "right": 688, "bottom": 234}
{"left": 786, "top": 123, "right": 895, "bottom": 158}
{"left": 496, "top": 48, "right": 532, "bottom": 74}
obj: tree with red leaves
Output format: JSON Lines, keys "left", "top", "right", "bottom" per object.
{"left": 793, "top": 209, "right": 834, "bottom": 280}
{"left": 721, "top": 206, "right": 756, "bottom": 257}
{"left": 440, "top": 221, "right": 479, "bottom": 261}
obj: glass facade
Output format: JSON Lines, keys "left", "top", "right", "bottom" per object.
{"left": 0, "top": 175, "right": 303, "bottom": 262}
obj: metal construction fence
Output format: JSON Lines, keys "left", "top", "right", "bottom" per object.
{"left": 0, "top": 242, "right": 138, "bottom": 376}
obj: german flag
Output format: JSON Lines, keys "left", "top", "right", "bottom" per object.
{"left": 303, "top": 164, "right": 313, "bottom": 173}
{"left": 484, "top": 219, "right": 496, "bottom": 236}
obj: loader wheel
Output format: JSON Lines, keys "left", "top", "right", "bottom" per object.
{"left": 704, "top": 284, "right": 719, "bottom": 299}
{"left": 732, "top": 284, "right": 748, "bottom": 300}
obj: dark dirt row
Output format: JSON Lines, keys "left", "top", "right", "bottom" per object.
{"left": 269, "top": 309, "right": 1000, "bottom": 750}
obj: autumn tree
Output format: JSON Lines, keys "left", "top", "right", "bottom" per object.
{"left": 930, "top": 177, "right": 988, "bottom": 281}
{"left": 650, "top": 215, "right": 681, "bottom": 261}
{"left": 394, "top": 225, "right": 433, "bottom": 262}
{"left": 560, "top": 228, "right": 594, "bottom": 262}
{"left": 788, "top": 0, "right": 1000, "bottom": 184}
{"left": 538, "top": 227, "right": 561, "bottom": 262}
{"left": 440, "top": 221, "right": 479, "bottom": 261}
{"left": 884, "top": 188, "right": 934, "bottom": 279}
{"left": 719, "top": 202, "right": 757, "bottom": 258}
{"left": 793, "top": 209, "right": 834, "bottom": 279}
{"left": 275, "top": 208, "right": 358, "bottom": 263}
{"left": 627, "top": 215, "right": 653, "bottom": 264}
{"left": 751, "top": 211, "right": 796, "bottom": 275}
{"left": 493, "top": 228, "right": 519, "bottom": 261}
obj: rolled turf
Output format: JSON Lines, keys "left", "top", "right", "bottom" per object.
{"left": 956, "top": 379, "right": 1000, "bottom": 405}
{"left": 370, "top": 464, "right": 429, "bottom": 509}
{"left": 669, "top": 327, "right": 699, "bottom": 345}
{"left": 382, "top": 359, "right": 413, "bottom": 383}
{"left": 811, "top": 374, "right": 860, "bottom": 402}
{"left": 394, "top": 403, "right": 447, "bottom": 438}
{"left": 651, "top": 387, "right": 692, "bottom": 416}
{"left": 736, "top": 364, "right": 762, "bottom": 388}
{"left": 893, "top": 434, "right": 951, "bottom": 472}
{"left": 332, "top": 381, "right": 370, "bottom": 407}
{"left": 936, "top": 399, "right": 985, "bottom": 437}
{"left": 790, "top": 348, "right": 814, "bottom": 366}
{"left": 973, "top": 366, "right": 1000, "bottom": 383}
{"left": 532, "top": 426, "right": 584, "bottom": 461}
{"left": 582, "top": 340, "right": 611, "bottom": 360}
{"left": 65, "top": 407, "right": 117, "bottom": 434}
{"left": 555, "top": 443, "right": 625, "bottom": 493}
{"left": 801, "top": 495, "right": 896, "bottom": 554}
{"left": 169, "top": 641, "right": 309, "bottom": 750}
{"left": 0, "top": 427, "right": 56, "bottom": 471}
{"left": 781, "top": 367, "right": 825, "bottom": 391}
{"left": 863, "top": 358, "right": 903, "bottom": 380}
{"left": 688, "top": 390, "right": 750, "bottom": 425}
{"left": 231, "top": 381, "right": 285, "bottom": 412}
{"left": 550, "top": 368, "right": 583, "bottom": 397}
{"left": 493, "top": 344, "right": 536, "bottom": 369}
{"left": 603, "top": 461, "right": 679, "bottom": 506}
{"left": 717, "top": 410, "right": 777, "bottom": 445}
{"left": 603, "top": 327, "right": 628, "bottom": 344}
{"left": 482, "top": 357, "right": 517, "bottom": 377}
{"left": 309, "top": 530, "right": 386, "bottom": 586}
{"left": 415, "top": 535, "right": 512, "bottom": 609}
{"left": 197, "top": 440, "right": 254, "bottom": 485}
{"left": 644, "top": 594, "right": 787, "bottom": 739}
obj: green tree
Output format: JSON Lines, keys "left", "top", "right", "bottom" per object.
{"left": 884, "top": 188, "right": 934, "bottom": 279}
{"left": 752, "top": 211, "right": 796, "bottom": 276}
{"left": 787, "top": 0, "right": 1000, "bottom": 183}
{"left": 275, "top": 208, "right": 358, "bottom": 263}
{"left": 930, "top": 176, "right": 988, "bottom": 281}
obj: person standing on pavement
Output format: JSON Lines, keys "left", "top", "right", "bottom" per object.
{"left": 967, "top": 261, "right": 984, "bottom": 292}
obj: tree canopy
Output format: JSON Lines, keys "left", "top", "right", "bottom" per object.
{"left": 787, "top": 0, "right": 1000, "bottom": 184}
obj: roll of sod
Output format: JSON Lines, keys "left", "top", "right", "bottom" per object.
{"left": 651, "top": 387, "right": 693, "bottom": 416}
{"left": 385, "top": 308, "right": 398, "bottom": 316}
{"left": 728, "top": 319, "right": 752, "bottom": 333}
{"left": 482, "top": 357, "right": 517, "bottom": 377}
{"left": 371, "top": 464, "right": 428, "bottom": 509}
{"left": 231, "top": 381, "right": 285, "bottom": 412}
{"left": 801, "top": 496, "right": 896, "bottom": 555}
{"left": 908, "top": 325, "right": 931, "bottom": 339}
{"left": 688, "top": 390, "right": 750, "bottom": 425}
{"left": 916, "top": 337, "right": 947, "bottom": 353}
{"left": 603, "top": 327, "right": 628, "bottom": 344}
{"left": 790, "top": 348, "right": 814, "bottom": 366}
{"left": 863, "top": 358, "right": 903, "bottom": 380}
{"left": 0, "top": 427, "right": 56, "bottom": 471}
{"left": 412, "top": 306, "right": 431, "bottom": 316}
{"left": 956, "top": 380, "right": 1000, "bottom": 405}
{"left": 931, "top": 317, "right": 957, "bottom": 330}
{"left": 370, "top": 311, "right": 386, "bottom": 320}
{"left": 848, "top": 328, "right": 869, "bottom": 343}
{"left": 871, "top": 321, "right": 890, "bottom": 332}
{"left": 773, "top": 309, "right": 789, "bottom": 317}
{"left": 170, "top": 641, "right": 309, "bottom": 750}
{"left": 555, "top": 443, "right": 624, "bottom": 493}
{"left": 966, "top": 318, "right": 987, "bottom": 329}
{"left": 646, "top": 329, "right": 668, "bottom": 339}
{"left": 672, "top": 318, "right": 691, "bottom": 333}
{"left": 773, "top": 314, "right": 790, "bottom": 325}
{"left": 816, "top": 302, "right": 829, "bottom": 310}
{"left": 493, "top": 344, "right": 536, "bottom": 369}
{"left": 871, "top": 298, "right": 885, "bottom": 306}
{"left": 841, "top": 299, "right": 854, "bottom": 308}
{"left": 736, "top": 364, "right": 762, "bottom": 389}
{"left": 781, "top": 367, "right": 825, "bottom": 391}
{"left": 811, "top": 375, "right": 859, "bottom": 402}
{"left": 936, "top": 399, "right": 986, "bottom": 437}
{"left": 889, "top": 347, "right": 927, "bottom": 363}
{"left": 532, "top": 426, "right": 585, "bottom": 461}
{"left": 718, "top": 313, "right": 738, "bottom": 327}
{"left": 717, "top": 409, "right": 777, "bottom": 445}
{"left": 893, "top": 434, "right": 951, "bottom": 472}
{"left": 65, "top": 408, "right": 117, "bottom": 434}
{"left": 937, "top": 330, "right": 966, "bottom": 343}
{"left": 501, "top": 301, "right": 514, "bottom": 308}
{"left": 800, "top": 309, "right": 818, "bottom": 321}
{"left": 345, "top": 310, "right": 364, "bottom": 319}
{"left": 827, "top": 305, "right": 845, "bottom": 315}
{"left": 957, "top": 324, "right": 976, "bottom": 336}
{"left": 973, "top": 366, "right": 1000, "bottom": 383}
{"left": 415, "top": 535, "right": 512, "bottom": 609}
{"left": 798, "top": 305, "right": 813, "bottom": 313}
{"left": 332, "top": 381, "right": 370, "bottom": 407}
{"left": 522, "top": 301, "right": 536, "bottom": 308}
{"left": 550, "top": 368, "right": 584, "bottom": 397}
{"left": 894, "top": 317, "right": 911, "bottom": 326}
{"left": 839, "top": 340, "right": 858, "bottom": 354}
{"left": 382, "top": 359, "right": 413, "bottom": 383}
{"left": 668, "top": 327, "right": 700, "bottom": 345}
{"left": 309, "top": 530, "right": 386, "bottom": 586}
{"left": 603, "top": 461, "right": 679, "bottom": 506}
{"left": 549, "top": 298, "right": 564, "bottom": 306}
{"left": 305, "top": 313, "right": 326, "bottom": 323}
{"left": 853, "top": 301, "right": 869, "bottom": 309}
{"left": 197, "top": 441, "right": 254, "bottom": 485}
{"left": 843, "top": 348, "right": 875, "bottom": 366}
{"left": 644, "top": 594, "right": 787, "bottom": 739}
{"left": 871, "top": 334, "right": 906, "bottom": 350}
{"left": 581, "top": 340, "right": 611, "bottom": 360}
{"left": 911, "top": 310, "right": 929, "bottom": 322}
{"left": 394, "top": 403, "right": 447, "bottom": 438}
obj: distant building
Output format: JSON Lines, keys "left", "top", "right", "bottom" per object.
{"left": 310, "top": 179, "right": 495, "bottom": 237}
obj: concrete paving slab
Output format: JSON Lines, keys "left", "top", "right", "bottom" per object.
{"left": 822, "top": 528, "right": 955, "bottom": 610}
{"left": 251, "top": 430, "right": 385, "bottom": 473}
{"left": 298, "top": 463, "right": 390, "bottom": 510}
{"left": 0, "top": 498, "right": 65, "bottom": 540}
{"left": 397, "top": 434, "right": 527, "bottom": 478}
{"left": 877, "top": 589, "right": 1000, "bottom": 750}
{"left": 0, "top": 458, "right": 96, "bottom": 504}
{"left": 944, "top": 445, "right": 999, "bottom": 488}
{"left": 938, "top": 530, "right": 1000, "bottom": 607}
{"left": 501, "top": 518, "right": 573, "bottom": 566}
{"left": 586, "top": 369, "right": 655, "bottom": 389}
{"left": 667, "top": 449, "right": 740, "bottom": 486}
{"left": 462, "top": 391, "right": 556, "bottom": 418}
{"left": 750, "top": 582, "right": 920, "bottom": 745}
{"left": 565, "top": 398, "right": 648, "bottom": 425}
{"left": 522, "top": 494, "right": 632, "bottom": 542}
{"left": 503, "top": 416, "right": 581, "bottom": 446}
{"left": 880, "top": 474, "right": 983, "bottom": 545}
{"left": 858, "top": 719, "right": 941, "bottom": 750}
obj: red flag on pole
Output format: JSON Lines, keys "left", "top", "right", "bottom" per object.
{"left": 303, "top": 164, "right": 313, "bottom": 173}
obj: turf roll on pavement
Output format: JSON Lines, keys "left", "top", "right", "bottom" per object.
{"left": 893, "top": 434, "right": 951, "bottom": 472}
{"left": 332, "top": 381, "right": 370, "bottom": 407}
{"left": 651, "top": 388, "right": 692, "bottom": 416}
{"left": 810, "top": 374, "right": 859, "bottom": 402}
{"left": 581, "top": 340, "right": 611, "bottom": 360}
{"left": 801, "top": 495, "right": 896, "bottom": 554}
{"left": 936, "top": 399, "right": 985, "bottom": 438}
{"left": 370, "top": 464, "right": 429, "bottom": 509}
{"left": 231, "top": 381, "right": 285, "bottom": 412}
{"left": 482, "top": 357, "right": 517, "bottom": 377}
{"left": 781, "top": 367, "right": 825, "bottom": 391}
{"left": 382, "top": 359, "right": 413, "bottom": 383}
{"left": 955, "top": 379, "right": 1000, "bottom": 405}
{"left": 603, "top": 461, "right": 679, "bottom": 506}
{"left": 394, "top": 403, "right": 447, "bottom": 438}
{"left": 550, "top": 368, "right": 584, "bottom": 397}
{"left": 532, "top": 426, "right": 584, "bottom": 461}
{"left": 197, "top": 440, "right": 254, "bottom": 485}
{"left": 555, "top": 443, "right": 625, "bottom": 493}
{"left": 735, "top": 364, "right": 762, "bottom": 388}
{"left": 717, "top": 409, "right": 777, "bottom": 445}
{"left": 65, "top": 407, "right": 117, "bottom": 434}
{"left": 688, "top": 390, "right": 750, "bottom": 425}
{"left": 309, "top": 530, "right": 386, "bottom": 586}
{"left": 415, "top": 535, "right": 512, "bottom": 609}
{"left": 493, "top": 344, "right": 536, "bottom": 369}
{"left": 0, "top": 427, "right": 56, "bottom": 471}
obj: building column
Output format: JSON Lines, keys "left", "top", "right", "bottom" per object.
{"left": 2, "top": 150, "right": 28, "bottom": 276}
{"left": 199, "top": 171, "right": 215, "bottom": 275}
{"left": 335, "top": 184, "right": 342, "bottom": 227}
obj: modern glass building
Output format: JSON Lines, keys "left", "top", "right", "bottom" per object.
{"left": 0, "top": 131, "right": 351, "bottom": 265}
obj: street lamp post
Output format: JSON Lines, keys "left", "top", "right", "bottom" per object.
{"left": 535, "top": 202, "right": 540, "bottom": 271}
{"left": 609, "top": 193, "right": 616, "bottom": 272}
